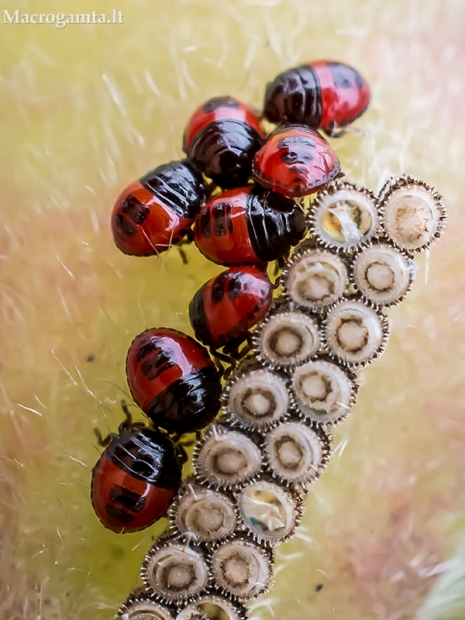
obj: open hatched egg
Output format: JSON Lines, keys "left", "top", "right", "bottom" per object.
{"left": 282, "top": 245, "right": 349, "bottom": 311}
{"left": 224, "top": 363, "right": 291, "bottom": 431}
{"left": 264, "top": 422, "right": 331, "bottom": 484}
{"left": 353, "top": 244, "right": 416, "bottom": 306}
{"left": 291, "top": 359, "right": 357, "bottom": 426}
{"left": 175, "top": 610, "right": 208, "bottom": 620}
{"left": 378, "top": 175, "right": 446, "bottom": 253}
{"left": 253, "top": 308, "right": 321, "bottom": 370}
{"left": 324, "top": 300, "right": 390, "bottom": 367}
{"left": 194, "top": 426, "right": 262, "bottom": 490}
{"left": 142, "top": 541, "right": 209, "bottom": 604}
{"left": 211, "top": 539, "right": 273, "bottom": 601}
{"left": 236, "top": 480, "right": 302, "bottom": 546}
{"left": 176, "top": 595, "right": 248, "bottom": 620}
{"left": 171, "top": 481, "right": 237, "bottom": 543}
{"left": 117, "top": 591, "right": 175, "bottom": 620}
{"left": 309, "top": 179, "right": 379, "bottom": 251}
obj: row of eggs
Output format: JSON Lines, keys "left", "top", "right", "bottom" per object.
{"left": 116, "top": 173, "right": 445, "bottom": 620}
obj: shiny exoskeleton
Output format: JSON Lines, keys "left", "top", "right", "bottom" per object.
{"left": 194, "top": 186, "right": 306, "bottom": 267}
{"left": 91, "top": 423, "right": 181, "bottom": 533}
{"left": 183, "top": 96, "right": 265, "bottom": 188}
{"left": 263, "top": 60, "right": 370, "bottom": 135}
{"left": 126, "top": 328, "right": 222, "bottom": 434}
{"left": 189, "top": 266, "right": 273, "bottom": 351}
{"left": 253, "top": 125, "right": 341, "bottom": 197}
{"left": 111, "top": 160, "right": 205, "bottom": 256}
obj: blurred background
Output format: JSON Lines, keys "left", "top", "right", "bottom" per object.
{"left": 1, "top": 0, "right": 465, "bottom": 618}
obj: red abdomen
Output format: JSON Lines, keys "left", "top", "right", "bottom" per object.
{"left": 189, "top": 267, "right": 273, "bottom": 349}
{"left": 127, "top": 328, "right": 213, "bottom": 412}
{"left": 126, "top": 328, "right": 222, "bottom": 434}
{"left": 91, "top": 455, "right": 176, "bottom": 533}
{"left": 313, "top": 61, "right": 371, "bottom": 132}
{"left": 263, "top": 60, "right": 370, "bottom": 134}
{"left": 112, "top": 181, "right": 191, "bottom": 256}
{"left": 111, "top": 160, "right": 205, "bottom": 257}
{"left": 183, "top": 97, "right": 263, "bottom": 151}
{"left": 194, "top": 187, "right": 260, "bottom": 265}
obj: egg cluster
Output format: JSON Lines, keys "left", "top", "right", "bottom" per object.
{"left": 114, "top": 171, "right": 445, "bottom": 620}
{"left": 92, "top": 60, "right": 446, "bottom": 620}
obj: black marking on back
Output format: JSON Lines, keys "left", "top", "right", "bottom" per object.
{"left": 108, "top": 484, "right": 146, "bottom": 513}
{"left": 104, "top": 505, "right": 135, "bottom": 525}
{"left": 211, "top": 270, "right": 229, "bottom": 303}
{"left": 106, "top": 428, "right": 181, "bottom": 488}
{"left": 135, "top": 338, "right": 164, "bottom": 362}
{"left": 209, "top": 270, "right": 244, "bottom": 304}
{"left": 121, "top": 195, "right": 150, "bottom": 225}
{"left": 203, "top": 96, "right": 241, "bottom": 113}
{"left": 226, "top": 271, "right": 243, "bottom": 300}
{"left": 198, "top": 207, "right": 212, "bottom": 239}
{"left": 140, "top": 351, "right": 177, "bottom": 382}
{"left": 278, "top": 135, "right": 317, "bottom": 165}
{"left": 352, "top": 68, "right": 365, "bottom": 90}
{"left": 136, "top": 337, "right": 178, "bottom": 381}
{"left": 114, "top": 213, "right": 136, "bottom": 237}
{"left": 212, "top": 202, "right": 233, "bottom": 237}
{"left": 326, "top": 61, "right": 353, "bottom": 89}
{"left": 140, "top": 160, "right": 204, "bottom": 219}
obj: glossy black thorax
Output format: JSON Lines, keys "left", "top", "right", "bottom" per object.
{"left": 264, "top": 64, "right": 322, "bottom": 127}
{"left": 140, "top": 159, "right": 205, "bottom": 219}
{"left": 105, "top": 428, "right": 181, "bottom": 490}
{"left": 246, "top": 189, "right": 306, "bottom": 261}
{"left": 186, "top": 120, "right": 263, "bottom": 188}
{"left": 147, "top": 367, "right": 222, "bottom": 434}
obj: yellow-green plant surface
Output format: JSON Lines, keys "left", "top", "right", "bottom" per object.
{"left": 1, "top": 1, "right": 465, "bottom": 619}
